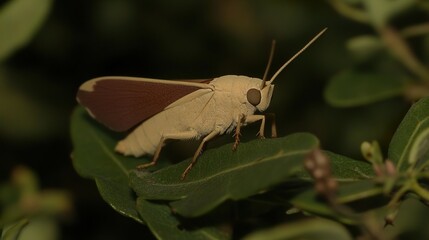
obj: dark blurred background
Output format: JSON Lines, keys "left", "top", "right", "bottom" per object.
{"left": 1, "top": 0, "right": 417, "bottom": 239}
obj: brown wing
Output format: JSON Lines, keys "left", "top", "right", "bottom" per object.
{"left": 77, "top": 77, "right": 213, "bottom": 132}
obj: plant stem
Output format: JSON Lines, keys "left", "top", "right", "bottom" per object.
{"left": 378, "top": 25, "right": 429, "bottom": 82}
{"left": 411, "top": 179, "right": 429, "bottom": 201}
{"left": 401, "top": 22, "right": 429, "bottom": 38}
{"left": 387, "top": 181, "right": 411, "bottom": 208}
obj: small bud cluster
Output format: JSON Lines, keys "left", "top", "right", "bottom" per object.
{"left": 304, "top": 148, "right": 338, "bottom": 199}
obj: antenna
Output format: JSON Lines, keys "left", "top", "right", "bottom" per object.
{"left": 268, "top": 28, "right": 327, "bottom": 84}
{"left": 260, "top": 40, "right": 276, "bottom": 89}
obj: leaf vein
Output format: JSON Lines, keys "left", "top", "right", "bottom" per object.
{"left": 89, "top": 128, "right": 129, "bottom": 176}
{"left": 147, "top": 148, "right": 310, "bottom": 187}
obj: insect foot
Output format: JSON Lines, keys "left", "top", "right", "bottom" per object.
{"left": 136, "top": 162, "right": 156, "bottom": 170}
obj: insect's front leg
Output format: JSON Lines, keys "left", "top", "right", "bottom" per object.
{"left": 137, "top": 130, "right": 198, "bottom": 170}
{"left": 245, "top": 115, "right": 266, "bottom": 138}
{"left": 265, "top": 113, "right": 277, "bottom": 138}
{"left": 182, "top": 129, "right": 221, "bottom": 180}
{"left": 232, "top": 114, "right": 245, "bottom": 151}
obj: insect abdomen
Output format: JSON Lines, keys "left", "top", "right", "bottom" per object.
{"left": 115, "top": 112, "right": 168, "bottom": 157}
{"left": 115, "top": 90, "right": 221, "bottom": 158}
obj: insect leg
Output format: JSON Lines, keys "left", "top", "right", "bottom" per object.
{"left": 181, "top": 129, "right": 220, "bottom": 180}
{"left": 265, "top": 113, "right": 277, "bottom": 138}
{"left": 244, "top": 115, "right": 265, "bottom": 138}
{"left": 232, "top": 114, "right": 245, "bottom": 151}
{"left": 137, "top": 130, "right": 198, "bottom": 170}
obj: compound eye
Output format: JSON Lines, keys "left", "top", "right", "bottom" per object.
{"left": 247, "top": 88, "right": 261, "bottom": 106}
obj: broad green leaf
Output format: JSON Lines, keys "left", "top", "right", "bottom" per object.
{"left": 0, "top": 0, "right": 52, "bottom": 61}
{"left": 324, "top": 69, "right": 404, "bottom": 107}
{"left": 71, "top": 106, "right": 144, "bottom": 223}
{"left": 136, "top": 199, "right": 230, "bottom": 240}
{"left": 389, "top": 97, "right": 429, "bottom": 171}
{"left": 327, "top": 152, "right": 374, "bottom": 180}
{"left": 1, "top": 219, "right": 28, "bottom": 240}
{"left": 295, "top": 151, "right": 374, "bottom": 181}
{"left": 130, "top": 133, "right": 319, "bottom": 217}
{"left": 244, "top": 218, "right": 352, "bottom": 240}
{"left": 291, "top": 180, "right": 385, "bottom": 220}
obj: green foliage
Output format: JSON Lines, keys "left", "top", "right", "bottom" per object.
{"left": 71, "top": 106, "right": 322, "bottom": 228}
{"left": 0, "top": 0, "right": 53, "bottom": 62}
{"left": 296, "top": 151, "right": 374, "bottom": 182}
{"left": 0, "top": 0, "right": 65, "bottom": 141}
{"left": 136, "top": 199, "right": 230, "bottom": 239}
{"left": 244, "top": 218, "right": 352, "bottom": 240}
{"left": 389, "top": 97, "right": 429, "bottom": 171}
{"left": 2, "top": 0, "right": 429, "bottom": 238}
{"left": 325, "top": 69, "right": 404, "bottom": 107}
{"left": 1, "top": 219, "right": 28, "bottom": 240}
{"left": 71, "top": 94, "right": 429, "bottom": 238}
{"left": 0, "top": 167, "right": 71, "bottom": 240}
{"left": 71, "top": 107, "right": 144, "bottom": 223}
{"left": 291, "top": 180, "right": 385, "bottom": 221}
{"left": 325, "top": 0, "right": 429, "bottom": 107}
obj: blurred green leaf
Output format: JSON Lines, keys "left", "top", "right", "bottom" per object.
{"left": 71, "top": 106, "right": 144, "bottom": 224}
{"left": 0, "top": 0, "right": 53, "bottom": 61}
{"left": 324, "top": 69, "right": 404, "bottom": 107}
{"left": 389, "top": 97, "right": 429, "bottom": 171}
{"left": 244, "top": 218, "right": 352, "bottom": 240}
{"left": 363, "top": 0, "right": 416, "bottom": 28}
{"left": 18, "top": 217, "right": 59, "bottom": 240}
{"left": 1, "top": 219, "right": 28, "bottom": 240}
{"left": 131, "top": 133, "right": 319, "bottom": 217}
{"left": 384, "top": 198, "right": 429, "bottom": 239}
{"left": 346, "top": 35, "right": 383, "bottom": 60}
{"left": 136, "top": 199, "right": 230, "bottom": 240}
{"left": 1, "top": 166, "right": 72, "bottom": 228}
{"left": 291, "top": 180, "right": 385, "bottom": 220}
{"left": 344, "top": 0, "right": 363, "bottom": 4}
{"left": 295, "top": 151, "right": 374, "bottom": 182}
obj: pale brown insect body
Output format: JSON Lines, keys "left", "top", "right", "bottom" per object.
{"left": 77, "top": 28, "right": 326, "bottom": 179}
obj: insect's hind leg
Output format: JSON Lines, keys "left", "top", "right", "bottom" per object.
{"left": 137, "top": 130, "right": 198, "bottom": 170}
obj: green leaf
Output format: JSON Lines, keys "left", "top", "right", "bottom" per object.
{"left": 70, "top": 106, "right": 144, "bottom": 223}
{"left": 291, "top": 180, "right": 385, "bottom": 220}
{"left": 362, "top": 0, "right": 416, "bottom": 28}
{"left": 0, "top": 0, "right": 53, "bottom": 61}
{"left": 130, "top": 133, "right": 319, "bottom": 217}
{"left": 16, "top": 217, "right": 59, "bottom": 240}
{"left": 327, "top": 151, "right": 374, "bottom": 180}
{"left": 244, "top": 218, "right": 352, "bottom": 240}
{"left": 324, "top": 69, "right": 404, "bottom": 107}
{"left": 1, "top": 219, "right": 28, "bottom": 240}
{"left": 136, "top": 199, "right": 230, "bottom": 240}
{"left": 295, "top": 151, "right": 374, "bottom": 182}
{"left": 346, "top": 35, "right": 383, "bottom": 60}
{"left": 408, "top": 127, "right": 429, "bottom": 169}
{"left": 389, "top": 97, "right": 429, "bottom": 171}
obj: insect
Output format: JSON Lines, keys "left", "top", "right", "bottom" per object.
{"left": 77, "top": 28, "right": 326, "bottom": 179}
